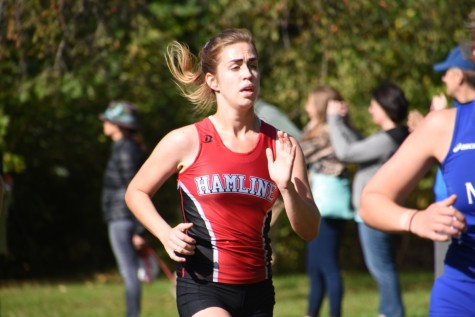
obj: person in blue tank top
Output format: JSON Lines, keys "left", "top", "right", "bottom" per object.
{"left": 360, "top": 45, "right": 475, "bottom": 317}
{"left": 408, "top": 95, "right": 460, "bottom": 278}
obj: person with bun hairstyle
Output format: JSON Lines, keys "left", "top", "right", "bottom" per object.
{"left": 327, "top": 83, "right": 409, "bottom": 317}
{"left": 360, "top": 45, "right": 475, "bottom": 316}
{"left": 100, "top": 101, "right": 147, "bottom": 317}
{"left": 125, "top": 28, "right": 320, "bottom": 317}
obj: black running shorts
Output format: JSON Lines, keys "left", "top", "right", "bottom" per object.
{"left": 176, "top": 277, "right": 275, "bottom": 317}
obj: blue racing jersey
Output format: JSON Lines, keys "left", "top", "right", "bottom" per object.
{"left": 441, "top": 99, "right": 475, "bottom": 281}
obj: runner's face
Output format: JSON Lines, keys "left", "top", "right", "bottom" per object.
{"left": 441, "top": 68, "right": 462, "bottom": 97}
{"left": 209, "top": 42, "right": 260, "bottom": 109}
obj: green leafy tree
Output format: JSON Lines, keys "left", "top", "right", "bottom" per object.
{"left": 0, "top": 0, "right": 473, "bottom": 278}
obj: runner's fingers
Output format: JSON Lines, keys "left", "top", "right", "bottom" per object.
{"left": 429, "top": 231, "right": 452, "bottom": 242}
{"left": 450, "top": 211, "right": 467, "bottom": 230}
{"left": 170, "top": 252, "right": 186, "bottom": 263}
{"left": 170, "top": 235, "right": 195, "bottom": 254}
{"left": 174, "top": 243, "right": 195, "bottom": 254}
{"left": 437, "top": 214, "right": 465, "bottom": 232}
{"left": 432, "top": 218, "right": 463, "bottom": 239}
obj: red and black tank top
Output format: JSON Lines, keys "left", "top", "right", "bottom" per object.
{"left": 176, "top": 117, "right": 279, "bottom": 284}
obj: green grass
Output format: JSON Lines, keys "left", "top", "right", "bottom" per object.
{"left": 1, "top": 271, "right": 432, "bottom": 317}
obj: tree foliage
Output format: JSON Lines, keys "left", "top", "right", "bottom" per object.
{"left": 1, "top": 0, "right": 473, "bottom": 278}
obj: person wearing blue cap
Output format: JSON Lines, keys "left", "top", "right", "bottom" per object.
{"left": 433, "top": 45, "right": 475, "bottom": 72}
{"left": 360, "top": 45, "right": 475, "bottom": 316}
{"left": 100, "top": 101, "right": 147, "bottom": 317}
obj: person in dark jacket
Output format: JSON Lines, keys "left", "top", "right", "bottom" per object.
{"left": 100, "top": 101, "right": 147, "bottom": 317}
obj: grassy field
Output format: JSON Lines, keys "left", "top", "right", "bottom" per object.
{"left": 1, "top": 271, "right": 432, "bottom": 317}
